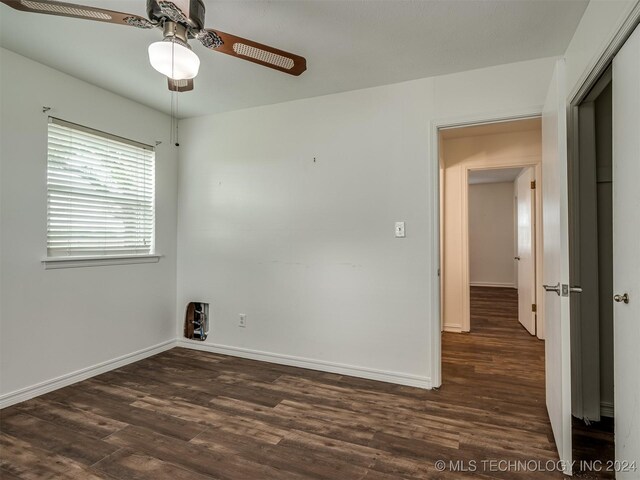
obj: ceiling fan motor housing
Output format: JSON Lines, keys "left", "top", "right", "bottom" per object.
{"left": 147, "top": 0, "right": 206, "bottom": 31}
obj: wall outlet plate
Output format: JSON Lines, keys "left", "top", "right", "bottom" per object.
{"left": 239, "top": 314, "right": 246, "bottom": 327}
{"left": 395, "top": 222, "right": 405, "bottom": 238}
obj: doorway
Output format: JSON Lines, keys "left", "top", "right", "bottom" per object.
{"left": 569, "top": 65, "right": 615, "bottom": 475}
{"left": 439, "top": 118, "right": 544, "bottom": 337}
{"left": 437, "top": 117, "right": 559, "bottom": 466}
{"left": 467, "top": 167, "right": 530, "bottom": 333}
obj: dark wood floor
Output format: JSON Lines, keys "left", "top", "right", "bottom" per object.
{"left": 2, "top": 287, "right": 571, "bottom": 479}
{"left": 443, "top": 287, "right": 562, "bottom": 477}
{"left": 572, "top": 416, "right": 615, "bottom": 479}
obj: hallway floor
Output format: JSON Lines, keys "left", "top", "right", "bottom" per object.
{"left": 441, "top": 286, "right": 563, "bottom": 477}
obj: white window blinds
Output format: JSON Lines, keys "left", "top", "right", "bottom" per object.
{"left": 47, "top": 118, "right": 155, "bottom": 258}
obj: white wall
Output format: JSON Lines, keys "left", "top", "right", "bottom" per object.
{"left": 468, "top": 182, "right": 516, "bottom": 288}
{"left": 176, "top": 57, "right": 556, "bottom": 386}
{"left": 0, "top": 49, "right": 178, "bottom": 402}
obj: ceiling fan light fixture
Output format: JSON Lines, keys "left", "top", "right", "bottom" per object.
{"left": 2, "top": 1, "right": 307, "bottom": 91}
{"left": 148, "top": 38, "right": 200, "bottom": 81}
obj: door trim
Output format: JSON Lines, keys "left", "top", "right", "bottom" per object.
{"left": 568, "top": 2, "right": 640, "bottom": 105}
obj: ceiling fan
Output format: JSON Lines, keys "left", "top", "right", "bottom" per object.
{"left": 0, "top": 0, "right": 307, "bottom": 92}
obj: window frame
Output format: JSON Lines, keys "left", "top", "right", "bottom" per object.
{"left": 42, "top": 117, "right": 161, "bottom": 269}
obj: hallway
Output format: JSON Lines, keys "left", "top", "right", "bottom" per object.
{"left": 440, "top": 286, "right": 562, "bottom": 477}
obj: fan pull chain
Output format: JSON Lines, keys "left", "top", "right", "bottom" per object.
{"left": 169, "top": 39, "right": 180, "bottom": 147}
{"left": 170, "top": 92, "right": 175, "bottom": 146}
{"left": 168, "top": 92, "right": 181, "bottom": 147}
{"left": 170, "top": 92, "right": 180, "bottom": 147}
{"left": 175, "top": 92, "right": 180, "bottom": 147}
{"left": 169, "top": 92, "right": 180, "bottom": 147}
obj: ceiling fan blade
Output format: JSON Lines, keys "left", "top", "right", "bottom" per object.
{"left": 168, "top": 78, "right": 193, "bottom": 92}
{"left": 0, "top": 0, "right": 156, "bottom": 29}
{"left": 199, "top": 29, "right": 306, "bottom": 76}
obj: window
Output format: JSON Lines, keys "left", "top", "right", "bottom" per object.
{"left": 46, "top": 118, "right": 155, "bottom": 259}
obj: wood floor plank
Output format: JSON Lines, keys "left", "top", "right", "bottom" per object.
{"left": 1, "top": 412, "right": 118, "bottom": 466}
{"left": 92, "top": 448, "right": 214, "bottom": 480}
{"left": 49, "top": 389, "right": 206, "bottom": 442}
{"left": 11, "top": 397, "right": 128, "bottom": 440}
{"left": 0, "top": 433, "right": 114, "bottom": 480}
{"left": 209, "top": 395, "right": 377, "bottom": 444}
{"left": 0, "top": 468, "right": 24, "bottom": 480}
{"left": 104, "top": 361, "right": 285, "bottom": 408}
{"left": 192, "top": 428, "right": 373, "bottom": 480}
{"left": 105, "top": 425, "right": 308, "bottom": 480}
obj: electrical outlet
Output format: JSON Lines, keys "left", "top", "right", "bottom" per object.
{"left": 395, "top": 222, "right": 405, "bottom": 238}
{"left": 239, "top": 314, "right": 246, "bottom": 328}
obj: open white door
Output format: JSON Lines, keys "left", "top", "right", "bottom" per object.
{"left": 516, "top": 167, "right": 536, "bottom": 335}
{"left": 612, "top": 24, "right": 640, "bottom": 479}
{"left": 542, "top": 59, "right": 572, "bottom": 474}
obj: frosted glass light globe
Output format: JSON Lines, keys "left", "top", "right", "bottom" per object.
{"left": 148, "top": 39, "right": 200, "bottom": 80}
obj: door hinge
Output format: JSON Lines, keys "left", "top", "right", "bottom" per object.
{"left": 531, "top": 180, "right": 536, "bottom": 189}
{"left": 532, "top": 303, "right": 537, "bottom": 312}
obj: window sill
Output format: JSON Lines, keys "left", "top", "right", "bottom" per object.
{"left": 42, "top": 254, "right": 162, "bottom": 270}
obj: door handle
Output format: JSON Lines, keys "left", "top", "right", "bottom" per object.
{"left": 543, "top": 283, "right": 561, "bottom": 296}
{"left": 614, "top": 293, "right": 630, "bottom": 304}
{"left": 570, "top": 286, "right": 583, "bottom": 294}
{"left": 514, "top": 256, "right": 521, "bottom": 261}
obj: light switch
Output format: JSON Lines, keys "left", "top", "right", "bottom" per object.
{"left": 395, "top": 222, "right": 405, "bottom": 238}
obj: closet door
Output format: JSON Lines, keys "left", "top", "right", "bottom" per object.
{"left": 612, "top": 24, "right": 640, "bottom": 479}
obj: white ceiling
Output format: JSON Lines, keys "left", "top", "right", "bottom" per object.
{"left": 0, "top": 0, "right": 588, "bottom": 118}
{"left": 469, "top": 167, "right": 524, "bottom": 185}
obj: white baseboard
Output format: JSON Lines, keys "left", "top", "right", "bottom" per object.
{"left": 443, "top": 324, "right": 463, "bottom": 333}
{"left": 0, "top": 339, "right": 176, "bottom": 409}
{"left": 469, "top": 282, "right": 517, "bottom": 288}
{"left": 0, "top": 337, "right": 432, "bottom": 409}
{"left": 601, "top": 401, "right": 614, "bottom": 418}
{"left": 178, "top": 339, "right": 432, "bottom": 389}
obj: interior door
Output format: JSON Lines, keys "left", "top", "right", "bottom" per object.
{"left": 542, "top": 59, "right": 572, "bottom": 475}
{"left": 612, "top": 24, "right": 640, "bottom": 479}
{"left": 516, "top": 168, "right": 536, "bottom": 335}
